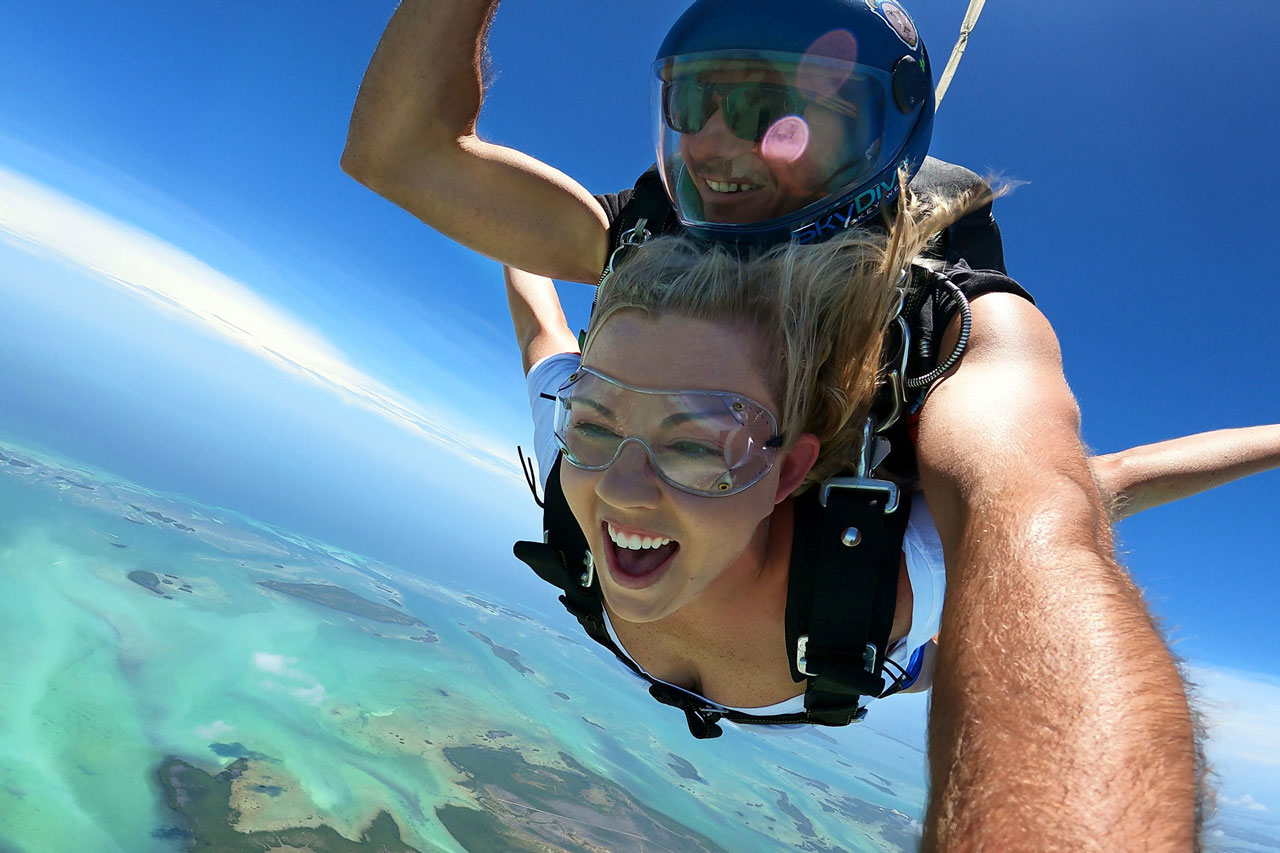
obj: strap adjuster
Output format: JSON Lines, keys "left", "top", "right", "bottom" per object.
{"left": 797, "top": 634, "right": 880, "bottom": 679}
{"left": 819, "top": 477, "right": 901, "bottom": 514}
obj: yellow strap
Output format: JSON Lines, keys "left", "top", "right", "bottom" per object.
{"left": 934, "top": 0, "right": 988, "bottom": 111}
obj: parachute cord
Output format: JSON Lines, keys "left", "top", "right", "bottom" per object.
{"left": 934, "top": 0, "right": 989, "bottom": 111}
{"left": 517, "top": 446, "right": 544, "bottom": 508}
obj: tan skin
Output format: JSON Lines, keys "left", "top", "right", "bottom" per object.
{"left": 507, "top": 266, "right": 1279, "bottom": 848}
{"left": 558, "top": 312, "right": 822, "bottom": 706}
{"left": 916, "top": 298, "right": 1198, "bottom": 851}
{"left": 345, "top": 5, "right": 1265, "bottom": 846}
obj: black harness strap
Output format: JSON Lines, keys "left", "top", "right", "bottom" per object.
{"left": 786, "top": 481, "right": 910, "bottom": 725}
{"left": 513, "top": 455, "right": 910, "bottom": 738}
{"left": 607, "top": 166, "right": 679, "bottom": 255}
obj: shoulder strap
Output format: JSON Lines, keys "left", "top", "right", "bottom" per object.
{"left": 910, "top": 157, "right": 1007, "bottom": 274}
{"left": 786, "top": 475, "right": 912, "bottom": 725}
{"left": 608, "top": 166, "right": 678, "bottom": 254}
{"left": 512, "top": 455, "right": 596, "bottom": 620}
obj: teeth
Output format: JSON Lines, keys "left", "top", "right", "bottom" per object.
{"left": 706, "top": 180, "right": 761, "bottom": 194}
{"left": 607, "top": 523, "right": 671, "bottom": 550}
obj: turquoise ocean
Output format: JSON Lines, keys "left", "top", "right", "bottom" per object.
{"left": 0, "top": 437, "right": 935, "bottom": 852}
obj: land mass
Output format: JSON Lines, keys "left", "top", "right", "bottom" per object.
{"left": 156, "top": 756, "right": 419, "bottom": 852}
{"left": 258, "top": 581, "right": 426, "bottom": 627}
{"left": 437, "top": 745, "right": 729, "bottom": 853}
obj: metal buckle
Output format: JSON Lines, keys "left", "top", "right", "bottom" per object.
{"left": 862, "top": 641, "right": 878, "bottom": 674}
{"left": 819, "top": 477, "right": 900, "bottom": 514}
{"left": 818, "top": 419, "right": 900, "bottom": 513}
{"left": 796, "top": 634, "right": 814, "bottom": 677}
{"left": 597, "top": 217, "right": 651, "bottom": 288}
{"left": 796, "top": 636, "right": 880, "bottom": 678}
{"left": 875, "top": 313, "right": 912, "bottom": 434}
{"left": 579, "top": 550, "right": 595, "bottom": 587}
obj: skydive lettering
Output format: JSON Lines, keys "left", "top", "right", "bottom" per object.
{"left": 793, "top": 175, "right": 901, "bottom": 244}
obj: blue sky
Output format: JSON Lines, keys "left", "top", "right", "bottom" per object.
{"left": 2, "top": 0, "right": 1278, "bottom": 815}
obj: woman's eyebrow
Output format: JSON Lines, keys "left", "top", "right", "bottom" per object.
{"left": 661, "top": 409, "right": 735, "bottom": 428}
{"left": 573, "top": 396, "right": 617, "bottom": 419}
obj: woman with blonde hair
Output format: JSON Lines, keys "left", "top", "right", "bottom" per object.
{"left": 506, "top": 185, "right": 1280, "bottom": 739}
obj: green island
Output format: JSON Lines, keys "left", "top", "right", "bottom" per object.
{"left": 435, "top": 745, "right": 728, "bottom": 852}
{"left": 257, "top": 580, "right": 426, "bottom": 626}
{"left": 155, "top": 757, "right": 419, "bottom": 852}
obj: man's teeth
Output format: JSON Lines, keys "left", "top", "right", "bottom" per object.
{"left": 705, "top": 179, "right": 761, "bottom": 194}
{"left": 607, "top": 523, "right": 672, "bottom": 551}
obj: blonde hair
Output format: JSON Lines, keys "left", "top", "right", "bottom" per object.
{"left": 585, "top": 178, "right": 993, "bottom": 490}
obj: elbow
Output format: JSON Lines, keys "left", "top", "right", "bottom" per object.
{"left": 340, "top": 139, "right": 390, "bottom": 191}
{"left": 341, "top": 126, "right": 460, "bottom": 198}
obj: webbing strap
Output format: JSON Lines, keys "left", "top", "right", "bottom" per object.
{"left": 787, "top": 483, "right": 911, "bottom": 724}
{"left": 609, "top": 166, "right": 677, "bottom": 255}
{"left": 513, "top": 455, "right": 910, "bottom": 738}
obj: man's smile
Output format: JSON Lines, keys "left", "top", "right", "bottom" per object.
{"left": 703, "top": 178, "right": 765, "bottom": 194}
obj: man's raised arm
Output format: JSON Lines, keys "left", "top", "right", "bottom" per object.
{"left": 915, "top": 295, "right": 1200, "bottom": 852}
{"left": 342, "top": 1, "right": 610, "bottom": 283}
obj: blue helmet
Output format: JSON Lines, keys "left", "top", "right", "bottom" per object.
{"left": 652, "top": 0, "right": 934, "bottom": 245}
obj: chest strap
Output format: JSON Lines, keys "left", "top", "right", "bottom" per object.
{"left": 514, "top": 454, "right": 910, "bottom": 739}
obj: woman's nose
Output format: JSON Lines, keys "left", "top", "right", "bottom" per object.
{"left": 594, "top": 440, "right": 662, "bottom": 509}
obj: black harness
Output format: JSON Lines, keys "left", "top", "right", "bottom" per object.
{"left": 514, "top": 451, "right": 911, "bottom": 739}
{"left": 512, "top": 162, "right": 1004, "bottom": 739}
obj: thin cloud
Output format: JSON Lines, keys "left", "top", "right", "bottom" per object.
{"left": 1220, "top": 794, "right": 1269, "bottom": 812}
{"left": 1191, "top": 665, "right": 1280, "bottom": 769}
{"left": 1188, "top": 664, "right": 1280, "bottom": 816}
{"left": 0, "top": 164, "right": 520, "bottom": 481}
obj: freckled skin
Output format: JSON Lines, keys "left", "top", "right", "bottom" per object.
{"left": 559, "top": 312, "right": 807, "bottom": 626}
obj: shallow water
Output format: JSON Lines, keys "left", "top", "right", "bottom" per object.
{"left": 0, "top": 438, "right": 931, "bottom": 852}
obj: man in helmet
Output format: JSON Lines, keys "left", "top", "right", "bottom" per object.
{"left": 646, "top": 0, "right": 935, "bottom": 246}
{"left": 342, "top": 1, "right": 1200, "bottom": 848}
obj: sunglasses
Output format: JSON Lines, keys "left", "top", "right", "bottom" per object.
{"left": 662, "top": 79, "right": 809, "bottom": 144}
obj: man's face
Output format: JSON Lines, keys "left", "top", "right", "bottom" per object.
{"left": 668, "top": 64, "right": 870, "bottom": 225}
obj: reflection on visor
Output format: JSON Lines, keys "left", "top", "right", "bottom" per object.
{"left": 553, "top": 366, "right": 783, "bottom": 497}
{"left": 652, "top": 51, "right": 891, "bottom": 230}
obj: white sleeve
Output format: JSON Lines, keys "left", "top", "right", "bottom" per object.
{"left": 882, "top": 492, "right": 947, "bottom": 692}
{"left": 525, "top": 352, "right": 582, "bottom": 492}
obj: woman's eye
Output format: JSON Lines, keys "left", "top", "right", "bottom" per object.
{"left": 571, "top": 421, "right": 620, "bottom": 440}
{"left": 668, "top": 440, "right": 722, "bottom": 458}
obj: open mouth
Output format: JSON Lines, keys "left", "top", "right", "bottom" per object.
{"left": 703, "top": 178, "right": 764, "bottom": 194}
{"left": 602, "top": 521, "right": 681, "bottom": 589}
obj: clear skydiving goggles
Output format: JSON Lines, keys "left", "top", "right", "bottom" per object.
{"left": 553, "top": 366, "right": 785, "bottom": 497}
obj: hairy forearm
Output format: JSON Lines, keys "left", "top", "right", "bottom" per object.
{"left": 343, "top": 0, "right": 498, "bottom": 172}
{"left": 922, "top": 476, "right": 1199, "bottom": 852}
{"left": 1092, "top": 424, "right": 1280, "bottom": 520}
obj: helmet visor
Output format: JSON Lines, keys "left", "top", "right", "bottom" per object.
{"left": 652, "top": 50, "right": 891, "bottom": 232}
{"left": 553, "top": 366, "right": 782, "bottom": 497}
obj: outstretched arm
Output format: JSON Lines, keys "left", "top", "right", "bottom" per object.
{"left": 342, "top": 1, "right": 610, "bottom": 283}
{"left": 916, "top": 295, "right": 1198, "bottom": 852}
{"left": 504, "top": 267, "right": 580, "bottom": 373}
{"left": 1092, "top": 424, "right": 1280, "bottom": 520}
